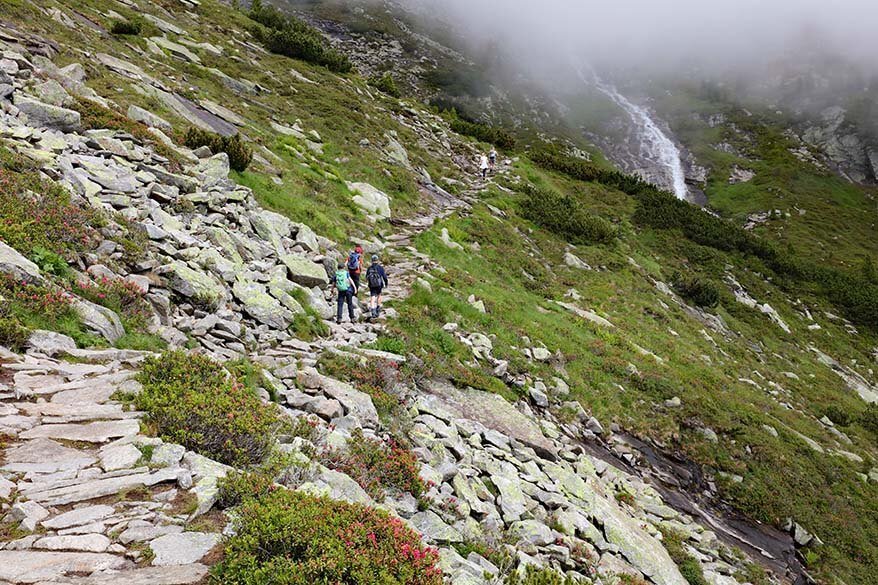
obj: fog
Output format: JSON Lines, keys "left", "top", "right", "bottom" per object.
{"left": 396, "top": 0, "right": 878, "bottom": 83}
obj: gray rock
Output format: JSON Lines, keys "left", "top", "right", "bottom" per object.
{"left": 151, "top": 443, "right": 186, "bottom": 467}
{"left": 150, "top": 532, "right": 220, "bottom": 566}
{"left": 509, "top": 519, "right": 555, "bottom": 546}
{"left": 33, "top": 79, "right": 71, "bottom": 107}
{"left": 232, "top": 278, "right": 293, "bottom": 329}
{"left": 0, "top": 240, "right": 41, "bottom": 280}
{"left": 13, "top": 94, "right": 80, "bottom": 131}
{"left": 42, "top": 505, "right": 114, "bottom": 530}
{"left": 58, "top": 564, "right": 210, "bottom": 585}
{"left": 20, "top": 420, "right": 140, "bottom": 443}
{"left": 281, "top": 254, "right": 328, "bottom": 287}
{"left": 127, "top": 104, "right": 172, "bottom": 131}
{"left": 298, "top": 466, "right": 374, "bottom": 506}
{"left": 319, "top": 376, "right": 379, "bottom": 427}
{"left": 99, "top": 443, "right": 143, "bottom": 471}
{"left": 165, "top": 262, "right": 226, "bottom": 307}
{"left": 346, "top": 182, "right": 391, "bottom": 220}
{"left": 0, "top": 551, "right": 126, "bottom": 583}
{"left": 34, "top": 534, "right": 111, "bottom": 553}
{"left": 26, "top": 330, "right": 76, "bottom": 356}
{"left": 73, "top": 299, "right": 125, "bottom": 342}
{"left": 409, "top": 510, "right": 463, "bottom": 543}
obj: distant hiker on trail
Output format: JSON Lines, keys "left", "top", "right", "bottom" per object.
{"left": 479, "top": 154, "right": 489, "bottom": 179}
{"left": 365, "top": 254, "right": 389, "bottom": 319}
{"left": 335, "top": 261, "right": 358, "bottom": 324}
{"left": 489, "top": 148, "right": 497, "bottom": 170}
{"left": 347, "top": 245, "right": 364, "bottom": 291}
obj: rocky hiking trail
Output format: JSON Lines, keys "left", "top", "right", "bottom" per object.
{"left": 0, "top": 349, "right": 223, "bottom": 584}
{"left": 0, "top": 5, "right": 819, "bottom": 583}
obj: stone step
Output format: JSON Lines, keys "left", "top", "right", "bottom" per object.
{"left": 19, "top": 420, "right": 140, "bottom": 443}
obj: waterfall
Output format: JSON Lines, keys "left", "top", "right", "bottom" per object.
{"left": 581, "top": 72, "right": 690, "bottom": 200}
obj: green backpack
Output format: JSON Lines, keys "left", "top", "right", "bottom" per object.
{"left": 335, "top": 270, "right": 350, "bottom": 291}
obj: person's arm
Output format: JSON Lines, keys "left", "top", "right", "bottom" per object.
{"left": 349, "top": 276, "right": 358, "bottom": 295}
{"left": 381, "top": 266, "right": 388, "bottom": 287}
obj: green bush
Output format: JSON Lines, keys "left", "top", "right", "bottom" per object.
{"left": 212, "top": 489, "right": 443, "bottom": 584}
{"left": 824, "top": 405, "right": 854, "bottom": 427}
{"left": 862, "top": 404, "right": 878, "bottom": 436}
{"left": 110, "top": 19, "right": 142, "bottom": 35}
{"left": 70, "top": 275, "right": 151, "bottom": 331}
{"left": 321, "top": 428, "right": 426, "bottom": 499}
{"left": 369, "top": 72, "right": 401, "bottom": 98}
{"left": 451, "top": 118, "right": 515, "bottom": 150}
{"left": 520, "top": 184, "right": 616, "bottom": 245}
{"left": 248, "top": 1, "right": 352, "bottom": 73}
{"left": 29, "top": 246, "right": 69, "bottom": 277}
{"left": 182, "top": 128, "right": 253, "bottom": 172}
{"left": 134, "top": 351, "right": 282, "bottom": 467}
{"left": 0, "top": 314, "right": 29, "bottom": 352}
{"left": 673, "top": 274, "right": 721, "bottom": 308}
{"left": 0, "top": 161, "right": 100, "bottom": 260}
{"left": 659, "top": 528, "right": 708, "bottom": 585}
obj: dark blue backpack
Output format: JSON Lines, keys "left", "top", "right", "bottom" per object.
{"left": 347, "top": 252, "right": 361, "bottom": 272}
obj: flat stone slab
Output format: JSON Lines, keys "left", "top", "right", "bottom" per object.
{"left": 42, "top": 505, "right": 115, "bottom": 530}
{"left": 20, "top": 420, "right": 140, "bottom": 443}
{"left": 99, "top": 443, "right": 143, "bottom": 471}
{"left": 27, "top": 467, "right": 181, "bottom": 506}
{"left": 34, "top": 534, "right": 111, "bottom": 553}
{"left": 2, "top": 439, "right": 96, "bottom": 474}
{"left": 423, "top": 380, "right": 557, "bottom": 460}
{"left": 49, "top": 563, "right": 210, "bottom": 584}
{"left": 150, "top": 532, "right": 220, "bottom": 566}
{"left": 0, "top": 551, "right": 126, "bottom": 583}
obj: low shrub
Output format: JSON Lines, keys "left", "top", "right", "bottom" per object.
{"left": 110, "top": 19, "right": 142, "bottom": 35}
{"left": 823, "top": 405, "right": 854, "bottom": 427}
{"left": 134, "top": 351, "right": 282, "bottom": 467}
{"left": 181, "top": 128, "right": 252, "bottom": 172}
{"left": 673, "top": 274, "right": 721, "bottom": 308}
{"left": 0, "top": 162, "right": 100, "bottom": 259}
{"left": 70, "top": 275, "right": 151, "bottom": 331}
{"left": 212, "top": 489, "right": 442, "bottom": 584}
{"left": 248, "top": 0, "right": 353, "bottom": 73}
{"left": 0, "top": 314, "right": 29, "bottom": 352}
{"left": 1, "top": 275, "right": 73, "bottom": 321}
{"left": 369, "top": 72, "right": 401, "bottom": 97}
{"left": 659, "top": 528, "right": 709, "bottom": 585}
{"left": 451, "top": 118, "right": 515, "bottom": 150}
{"left": 862, "top": 404, "right": 878, "bottom": 437}
{"left": 520, "top": 184, "right": 616, "bottom": 245}
{"left": 29, "top": 247, "right": 70, "bottom": 277}
{"left": 321, "top": 428, "right": 426, "bottom": 500}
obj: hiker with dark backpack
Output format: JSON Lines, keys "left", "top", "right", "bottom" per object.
{"left": 347, "top": 245, "right": 364, "bottom": 291}
{"left": 365, "top": 254, "right": 388, "bottom": 319}
{"left": 334, "top": 261, "right": 358, "bottom": 324}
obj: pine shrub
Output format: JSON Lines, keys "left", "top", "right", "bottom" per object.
{"left": 213, "top": 489, "right": 442, "bottom": 584}
{"left": 673, "top": 274, "right": 721, "bottom": 308}
{"left": 182, "top": 128, "right": 253, "bottom": 172}
{"left": 520, "top": 184, "right": 616, "bottom": 245}
{"left": 110, "top": 19, "right": 142, "bottom": 36}
{"left": 134, "top": 351, "right": 282, "bottom": 466}
{"left": 369, "top": 72, "right": 401, "bottom": 97}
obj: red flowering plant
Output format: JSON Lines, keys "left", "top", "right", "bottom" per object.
{"left": 70, "top": 275, "right": 151, "bottom": 331}
{"left": 213, "top": 489, "right": 443, "bottom": 585}
{"left": 0, "top": 167, "right": 100, "bottom": 261}
{"left": 321, "top": 428, "right": 427, "bottom": 501}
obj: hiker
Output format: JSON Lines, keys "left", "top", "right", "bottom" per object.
{"left": 489, "top": 148, "right": 497, "bottom": 170}
{"left": 347, "top": 245, "right": 364, "bottom": 291}
{"left": 335, "top": 261, "right": 358, "bottom": 324}
{"left": 365, "top": 254, "right": 389, "bottom": 319}
{"left": 479, "top": 154, "right": 489, "bottom": 179}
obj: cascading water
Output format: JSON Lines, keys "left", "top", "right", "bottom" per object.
{"left": 579, "top": 71, "right": 690, "bottom": 200}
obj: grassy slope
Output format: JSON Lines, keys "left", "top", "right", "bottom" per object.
{"left": 3, "top": 0, "right": 877, "bottom": 582}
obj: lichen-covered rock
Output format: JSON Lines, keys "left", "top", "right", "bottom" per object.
{"left": 281, "top": 254, "right": 329, "bottom": 287}
{"left": 13, "top": 94, "right": 80, "bottom": 131}
{"left": 347, "top": 181, "right": 391, "bottom": 220}
{"left": 164, "top": 262, "right": 226, "bottom": 307}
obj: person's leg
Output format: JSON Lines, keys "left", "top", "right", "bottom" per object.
{"left": 347, "top": 289, "right": 355, "bottom": 321}
{"left": 336, "top": 292, "right": 344, "bottom": 324}
{"left": 376, "top": 291, "right": 383, "bottom": 316}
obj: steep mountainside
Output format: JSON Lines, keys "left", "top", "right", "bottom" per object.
{"left": 0, "top": 1, "right": 876, "bottom": 585}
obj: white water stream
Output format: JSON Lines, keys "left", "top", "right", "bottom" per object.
{"left": 581, "top": 71, "right": 689, "bottom": 200}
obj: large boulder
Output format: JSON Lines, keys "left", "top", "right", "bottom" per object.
{"left": 346, "top": 182, "right": 391, "bottom": 221}
{"left": 164, "top": 262, "right": 226, "bottom": 308}
{"left": 127, "top": 104, "right": 172, "bottom": 131}
{"left": 281, "top": 254, "right": 328, "bottom": 287}
{"left": 13, "top": 94, "right": 80, "bottom": 132}
{"left": 0, "top": 241, "right": 41, "bottom": 280}
{"left": 73, "top": 299, "right": 125, "bottom": 342}
{"left": 232, "top": 278, "right": 293, "bottom": 330}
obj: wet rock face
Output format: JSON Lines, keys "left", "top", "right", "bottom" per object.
{"left": 803, "top": 106, "right": 877, "bottom": 184}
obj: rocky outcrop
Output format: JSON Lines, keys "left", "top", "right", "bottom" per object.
{"left": 803, "top": 106, "right": 877, "bottom": 184}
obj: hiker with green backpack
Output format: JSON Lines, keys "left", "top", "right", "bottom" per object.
{"left": 334, "top": 261, "right": 358, "bottom": 324}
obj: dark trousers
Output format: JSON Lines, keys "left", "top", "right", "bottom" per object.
{"left": 336, "top": 289, "right": 355, "bottom": 322}
{"left": 349, "top": 270, "right": 360, "bottom": 290}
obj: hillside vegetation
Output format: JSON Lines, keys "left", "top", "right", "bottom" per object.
{"left": 0, "top": 1, "right": 875, "bottom": 584}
